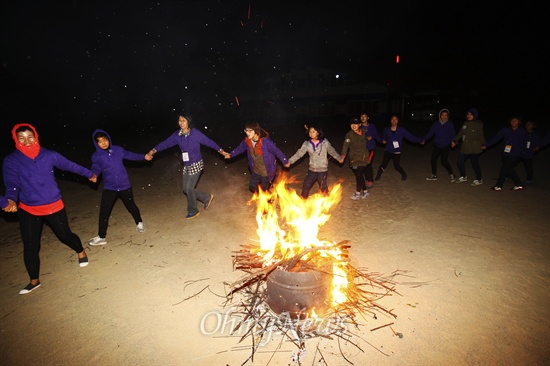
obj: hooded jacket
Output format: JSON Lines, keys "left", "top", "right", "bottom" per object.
{"left": 91, "top": 129, "right": 145, "bottom": 191}
{"left": 381, "top": 126, "right": 423, "bottom": 154}
{"left": 3, "top": 123, "right": 94, "bottom": 207}
{"left": 288, "top": 138, "right": 341, "bottom": 172}
{"left": 422, "top": 109, "right": 456, "bottom": 148}
{"left": 483, "top": 125, "right": 528, "bottom": 158}
{"left": 229, "top": 130, "right": 288, "bottom": 181}
{"left": 153, "top": 128, "right": 221, "bottom": 166}
{"left": 0, "top": 196, "right": 8, "bottom": 209}
{"left": 453, "top": 108, "right": 485, "bottom": 154}
{"left": 341, "top": 129, "right": 370, "bottom": 166}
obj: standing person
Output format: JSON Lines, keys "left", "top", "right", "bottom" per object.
{"left": 285, "top": 124, "right": 343, "bottom": 198}
{"left": 482, "top": 115, "right": 528, "bottom": 191}
{"left": 360, "top": 112, "right": 381, "bottom": 188}
{"left": 519, "top": 119, "right": 541, "bottom": 184}
{"left": 146, "top": 111, "right": 227, "bottom": 219}
{"left": 3, "top": 123, "right": 97, "bottom": 295}
{"left": 422, "top": 108, "right": 456, "bottom": 182}
{"left": 451, "top": 108, "right": 485, "bottom": 185}
{"left": 225, "top": 122, "right": 288, "bottom": 193}
{"left": 340, "top": 117, "right": 370, "bottom": 200}
{"left": 88, "top": 129, "right": 152, "bottom": 246}
{"left": 375, "top": 114, "right": 424, "bottom": 181}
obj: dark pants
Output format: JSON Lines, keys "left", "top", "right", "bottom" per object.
{"left": 18, "top": 207, "right": 84, "bottom": 280}
{"left": 365, "top": 150, "right": 375, "bottom": 183}
{"left": 496, "top": 155, "right": 522, "bottom": 187}
{"left": 98, "top": 188, "right": 142, "bottom": 238}
{"left": 431, "top": 146, "right": 454, "bottom": 176}
{"left": 457, "top": 153, "right": 481, "bottom": 180}
{"left": 249, "top": 173, "right": 271, "bottom": 193}
{"left": 351, "top": 166, "right": 368, "bottom": 191}
{"left": 376, "top": 152, "right": 407, "bottom": 180}
{"left": 519, "top": 157, "right": 534, "bottom": 181}
{"left": 301, "top": 170, "right": 328, "bottom": 198}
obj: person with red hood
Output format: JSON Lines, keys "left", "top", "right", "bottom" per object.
{"left": 2, "top": 123, "right": 97, "bottom": 295}
{"left": 225, "top": 121, "right": 288, "bottom": 193}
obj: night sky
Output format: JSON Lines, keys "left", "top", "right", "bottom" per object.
{"left": 1, "top": 1, "right": 547, "bottom": 151}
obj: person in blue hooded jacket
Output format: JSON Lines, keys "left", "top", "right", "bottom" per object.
{"left": 375, "top": 114, "right": 424, "bottom": 181}
{"left": 482, "top": 114, "right": 528, "bottom": 191}
{"left": 88, "top": 129, "right": 152, "bottom": 246}
{"left": 3, "top": 123, "right": 97, "bottom": 295}
{"left": 422, "top": 109, "right": 457, "bottom": 182}
{"left": 146, "top": 111, "right": 228, "bottom": 219}
{"left": 225, "top": 121, "right": 288, "bottom": 194}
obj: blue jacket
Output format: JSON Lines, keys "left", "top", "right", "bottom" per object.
{"left": 422, "top": 114, "right": 456, "bottom": 148}
{"left": 522, "top": 129, "right": 542, "bottom": 159}
{"left": 153, "top": 128, "right": 221, "bottom": 166}
{"left": 0, "top": 195, "right": 8, "bottom": 209}
{"left": 484, "top": 127, "right": 528, "bottom": 158}
{"left": 361, "top": 123, "right": 381, "bottom": 151}
{"left": 229, "top": 136, "right": 288, "bottom": 181}
{"left": 3, "top": 147, "right": 94, "bottom": 206}
{"left": 91, "top": 129, "right": 145, "bottom": 191}
{"left": 382, "top": 126, "right": 423, "bottom": 153}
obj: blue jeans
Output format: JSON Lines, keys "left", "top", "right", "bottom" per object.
{"left": 182, "top": 170, "right": 210, "bottom": 215}
{"left": 249, "top": 172, "right": 271, "bottom": 193}
{"left": 301, "top": 170, "right": 328, "bottom": 198}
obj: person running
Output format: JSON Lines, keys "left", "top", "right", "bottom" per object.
{"left": 341, "top": 117, "right": 370, "bottom": 200}
{"left": 285, "top": 124, "right": 343, "bottom": 198}
{"left": 146, "top": 111, "right": 227, "bottom": 219}
{"left": 3, "top": 123, "right": 97, "bottom": 295}
{"left": 88, "top": 129, "right": 152, "bottom": 246}
{"left": 375, "top": 114, "right": 424, "bottom": 181}
{"left": 482, "top": 114, "right": 528, "bottom": 191}
{"left": 225, "top": 121, "right": 288, "bottom": 193}
{"left": 451, "top": 108, "right": 486, "bottom": 186}
{"left": 422, "top": 108, "right": 456, "bottom": 182}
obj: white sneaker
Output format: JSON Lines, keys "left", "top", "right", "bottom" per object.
{"left": 455, "top": 176, "right": 468, "bottom": 183}
{"left": 351, "top": 192, "right": 361, "bottom": 200}
{"left": 89, "top": 236, "right": 107, "bottom": 246}
{"left": 471, "top": 179, "right": 483, "bottom": 186}
{"left": 426, "top": 175, "right": 437, "bottom": 181}
{"left": 360, "top": 191, "right": 369, "bottom": 199}
{"left": 450, "top": 174, "right": 456, "bottom": 182}
{"left": 136, "top": 222, "right": 145, "bottom": 233}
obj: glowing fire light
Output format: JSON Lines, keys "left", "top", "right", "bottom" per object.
{"left": 247, "top": 175, "right": 349, "bottom": 307}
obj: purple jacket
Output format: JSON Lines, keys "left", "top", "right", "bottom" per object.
{"left": 3, "top": 147, "right": 94, "bottom": 206}
{"left": 382, "top": 126, "right": 423, "bottom": 153}
{"left": 229, "top": 137, "right": 288, "bottom": 181}
{"left": 483, "top": 127, "right": 528, "bottom": 158}
{"left": 91, "top": 129, "right": 145, "bottom": 191}
{"left": 153, "top": 128, "right": 221, "bottom": 166}
{"left": 422, "top": 119, "right": 456, "bottom": 148}
{"left": 361, "top": 123, "right": 381, "bottom": 151}
{"left": 0, "top": 195, "right": 8, "bottom": 209}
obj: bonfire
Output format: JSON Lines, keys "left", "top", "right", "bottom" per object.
{"left": 224, "top": 175, "right": 404, "bottom": 364}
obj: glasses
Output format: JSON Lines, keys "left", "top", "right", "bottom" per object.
{"left": 244, "top": 129, "right": 254, "bottom": 133}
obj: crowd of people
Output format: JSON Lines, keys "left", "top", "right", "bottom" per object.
{"left": 2, "top": 108, "right": 549, "bottom": 295}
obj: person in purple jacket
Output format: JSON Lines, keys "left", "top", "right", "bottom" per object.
{"left": 146, "top": 111, "right": 228, "bottom": 219}
{"left": 422, "top": 109, "right": 456, "bottom": 182}
{"left": 225, "top": 121, "right": 288, "bottom": 194}
{"left": 360, "top": 112, "right": 382, "bottom": 188}
{"left": 518, "top": 119, "right": 542, "bottom": 184}
{"left": 482, "top": 114, "right": 528, "bottom": 191}
{"left": 88, "top": 129, "right": 152, "bottom": 246}
{"left": 375, "top": 114, "right": 424, "bottom": 181}
{"left": 3, "top": 123, "right": 97, "bottom": 295}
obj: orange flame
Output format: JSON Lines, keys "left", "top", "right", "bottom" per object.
{"left": 249, "top": 175, "right": 349, "bottom": 306}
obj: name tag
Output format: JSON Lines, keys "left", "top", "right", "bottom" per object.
{"left": 504, "top": 145, "right": 512, "bottom": 153}
{"left": 393, "top": 141, "right": 400, "bottom": 149}
{"left": 182, "top": 152, "right": 190, "bottom": 161}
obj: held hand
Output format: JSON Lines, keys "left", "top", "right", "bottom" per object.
{"left": 284, "top": 163, "right": 290, "bottom": 168}
{"left": 339, "top": 156, "right": 345, "bottom": 164}
{"left": 481, "top": 145, "right": 487, "bottom": 150}
{"left": 223, "top": 152, "right": 231, "bottom": 159}
{"left": 144, "top": 153, "right": 153, "bottom": 161}
{"left": 89, "top": 173, "right": 97, "bottom": 183}
{"left": 3, "top": 199, "right": 17, "bottom": 212}
{"left": 382, "top": 140, "right": 387, "bottom": 144}
{"left": 451, "top": 141, "right": 456, "bottom": 148}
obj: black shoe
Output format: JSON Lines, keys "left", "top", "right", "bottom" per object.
{"left": 19, "top": 282, "right": 41, "bottom": 295}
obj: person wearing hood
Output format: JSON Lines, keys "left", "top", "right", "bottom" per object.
{"left": 2, "top": 123, "right": 97, "bottom": 295}
{"left": 146, "top": 111, "right": 228, "bottom": 219}
{"left": 422, "top": 109, "right": 457, "bottom": 182}
{"left": 451, "top": 108, "right": 486, "bottom": 185}
{"left": 225, "top": 121, "right": 288, "bottom": 194}
{"left": 341, "top": 117, "right": 371, "bottom": 200}
{"left": 88, "top": 129, "right": 152, "bottom": 246}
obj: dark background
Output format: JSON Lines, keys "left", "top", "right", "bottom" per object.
{"left": 1, "top": 1, "right": 548, "bottom": 160}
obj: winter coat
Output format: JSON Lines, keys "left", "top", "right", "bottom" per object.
{"left": 288, "top": 138, "right": 341, "bottom": 172}
{"left": 230, "top": 136, "right": 288, "bottom": 181}
{"left": 382, "top": 126, "right": 423, "bottom": 154}
{"left": 484, "top": 127, "right": 528, "bottom": 158}
{"left": 454, "top": 119, "right": 485, "bottom": 154}
{"left": 341, "top": 130, "right": 370, "bottom": 166}
{"left": 153, "top": 128, "right": 221, "bottom": 166}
